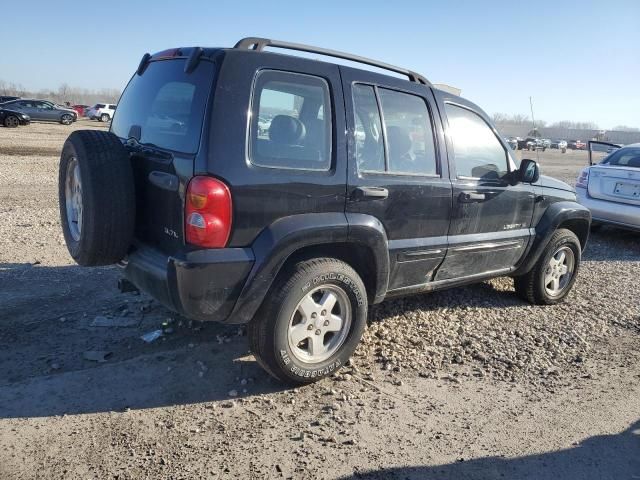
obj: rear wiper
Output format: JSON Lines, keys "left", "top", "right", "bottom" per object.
{"left": 125, "top": 137, "right": 172, "bottom": 160}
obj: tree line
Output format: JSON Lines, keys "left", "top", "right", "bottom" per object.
{"left": 492, "top": 113, "right": 639, "bottom": 132}
{"left": 0, "top": 80, "right": 121, "bottom": 106}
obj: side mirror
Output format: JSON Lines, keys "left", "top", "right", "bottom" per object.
{"left": 519, "top": 159, "right": 540, "bottom": 183}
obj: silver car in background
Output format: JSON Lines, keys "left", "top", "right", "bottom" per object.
{"left": 576, "top": 141, "right": 640, "bottom": 231}
{"left": 1, "top": 99, "right": 77, "bottom": 125}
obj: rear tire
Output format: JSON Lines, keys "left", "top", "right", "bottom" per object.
{"left": 513, "top": 229, "right": 581, "bottom": 305}
{"left": 248, "top": 258, "right": 368, "bottom": 384}
{"left": 100, "top": 113, "right": 110, "bottom": 122}
{"left": 3, "top": 115, "right": 19, "bottom": 128}
{"left": 58, "top": 130, "right": 135, "bottom": 266}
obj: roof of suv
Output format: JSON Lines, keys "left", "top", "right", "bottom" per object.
{"left": 143, "top": 37, "right": 441, "bottom": 91}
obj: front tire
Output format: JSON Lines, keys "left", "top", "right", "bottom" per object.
{"left": 248, "top": 258, "right": 368, "bottom": 384}
{"left": 100, "top": 113, "right": 110, "bottom": 122}
{"left": 61, "top": 114, "right": 74, "bottom": 125}
{"left": 514, "top": 229, "right": 581, "bottom": 305}
{"left": 3, "top": 115, "right": 19, "bottom": 128}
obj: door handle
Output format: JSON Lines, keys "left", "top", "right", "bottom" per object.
{"left": 459, "top": 191, "right": 487, "bottom": 203}
{"left": 352, "top": 186, "right": 389, "bottom": 200}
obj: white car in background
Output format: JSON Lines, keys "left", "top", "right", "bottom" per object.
{"left": 576, "top": 141, "right": 640, "bottom": 231}
{"left": 86, "top": 103, "right": 117, "bottom": 122}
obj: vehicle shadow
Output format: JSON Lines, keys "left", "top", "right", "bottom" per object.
{"left": 339, "top": 420, "right": 640, "bottom": 479}
{"left": 583, "top": 227, "right": 640, "bottom": 262}
{"left": 0, "top": 263, "right": 286, "bottom": 419}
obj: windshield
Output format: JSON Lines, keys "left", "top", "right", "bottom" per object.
{"left": 603, "top": 147, "right": 640, "bottom": 168}
{"left": 111, "top": 58, "right": 214, "bottom": 154}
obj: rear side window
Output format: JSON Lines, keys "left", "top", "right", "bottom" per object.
{"left": 111, "top": 59, "right": 214, "bottom": 154}
{"left": 445, "top": 103, "right": 508, "bottom": 180}
{"left": 249, "top": 70, "right": 332, "bottom": 171}
{"left": 352, "top": 84, "right": 437, "bottom": 176}
{"left": 96, "top": 104, "right": 106, "bottom": 109}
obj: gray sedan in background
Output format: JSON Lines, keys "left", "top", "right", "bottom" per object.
{"left": 1, "top": 99, "right": 77, "bottom": 125}
{"left": 576, "top": 141, "right": 640, "bottom": 231}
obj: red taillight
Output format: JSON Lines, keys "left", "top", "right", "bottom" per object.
{"left": 185, "top": 176, "right": 232, "bottom": 248}
{"left": 152, "top": 48, "right": 180, "bottom": 60}
{"left": 576, "top": 168, "right": 590, "bottom": 189}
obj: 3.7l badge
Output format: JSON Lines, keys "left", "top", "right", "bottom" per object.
{"left": 163, "top": 227, "right": 179, "bottom": 239}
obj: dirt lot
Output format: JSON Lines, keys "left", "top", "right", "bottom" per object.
{"left": 1, "top": 121, "right": 639, "bottom": 480}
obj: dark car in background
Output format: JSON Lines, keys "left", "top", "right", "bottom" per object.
{"left": 517, "top": 137, "right": 546, "bottom": 151}
{"left": 1, "top": 99, "right": 77, "bottom": 125}
{"left": 568, "top": 140, "right": 586, "bottom": 150}
{"left": 0, "top": 107, "right": 30, "bottom": 127}
{"left": 0, "top": 95, "right": 21, "bottom": 104}
{"left": 550, "top": 139, "right": 568, "bottom": 153}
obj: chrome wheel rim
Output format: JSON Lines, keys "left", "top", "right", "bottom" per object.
{"left": 62, "top": 115, "right": 72, "bottom": 125}
{"left": 544, "top": 246, "right": 575, "bottom": 297}
{"left": 65, "top": 157, "right": 83, "bottom": 241}
{"left": 7, "top": 116, "right": 18, "bottom": 127}
{"left": 287, "top": 285, "right": 351, "bottom": 364}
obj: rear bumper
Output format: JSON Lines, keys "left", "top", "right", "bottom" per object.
{"left": 576, "top": 187, "right": 640, "bottom": 230}
{"left": 121, "top": 245, "right": 254, "bottom": 323}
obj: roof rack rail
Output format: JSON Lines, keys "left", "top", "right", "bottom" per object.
{"left": 234, "top": 37, "right": 432, "bottom": 86}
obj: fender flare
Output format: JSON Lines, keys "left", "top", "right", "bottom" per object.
{"left": 226, "top": 212, "right": 390, "bottom": 324}
{"left": 345, "top": 212, "right": 390, "bottom": 303}
{"left": 514, "top": 201, "right": 591, "bottom": 275}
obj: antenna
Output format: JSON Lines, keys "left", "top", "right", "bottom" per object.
{"left": 529, "top": 96, "right": 536, "bottom": 133}
{"left": 529, "top": 96, "right": 540, "bottom": 162}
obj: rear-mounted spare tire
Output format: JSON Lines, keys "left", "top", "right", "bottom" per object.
{"left": 58, "top": 130, "right": 135, "bottom": 266}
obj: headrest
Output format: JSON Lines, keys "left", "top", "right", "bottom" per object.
{"left": 268, "top": 115, "right": 306, "bottom": 144}
{"left": 386, "top": 126, "right": 412, "bottom": 159}
{"left": 627, "top": 156, "right": 640, "bottom": 168}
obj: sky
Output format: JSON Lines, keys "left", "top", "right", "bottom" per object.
{"left": 2, "top": 0, "right": 638, "bottom": 129}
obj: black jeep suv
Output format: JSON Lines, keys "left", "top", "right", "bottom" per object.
{"left": 58, "top": 37, "right": 590, "bottom": 384}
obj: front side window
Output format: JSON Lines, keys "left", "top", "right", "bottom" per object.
{"left": 250, "top": 70, "right": 332, "bottom": 171}
{"left": 445, "top": 103, "right": 509, "bottom": 180}
{"left": 352, "top": 84, "right": 437, "bottom": 176}
{"left": 111, "top": 59, "right": 214, "bottom": 154}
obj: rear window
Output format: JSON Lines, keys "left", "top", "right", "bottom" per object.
{"left": 111, "top": 59, "right": 214, "bottom": 154}
{"left": 605, "top": 147, "right": 640, "bottom": 168}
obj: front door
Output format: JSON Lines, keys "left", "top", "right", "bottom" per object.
{"left": 341, "top": 67, "right": 452, "bottom": 292}
{"left": 34, "top": 101, "right": 56, "bottom": 121}
{"left": 435, "top": 101, "right": 535, "bottom": 280}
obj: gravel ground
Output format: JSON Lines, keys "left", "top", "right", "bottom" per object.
{"left": 0, "top": 122, "right": 639, "bottom": 479}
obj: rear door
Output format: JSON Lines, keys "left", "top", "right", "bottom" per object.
{"left": 110, "top": 55, "right": 216, "bottom": 255}
{"left": 341, "top": 67, "right": 452, "bottom": 292}
{"left": 15, "top": 100, "right": 37, "bottom": 118}
{"left": 435, "top": 101, "right": 535, "bottom": 280}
